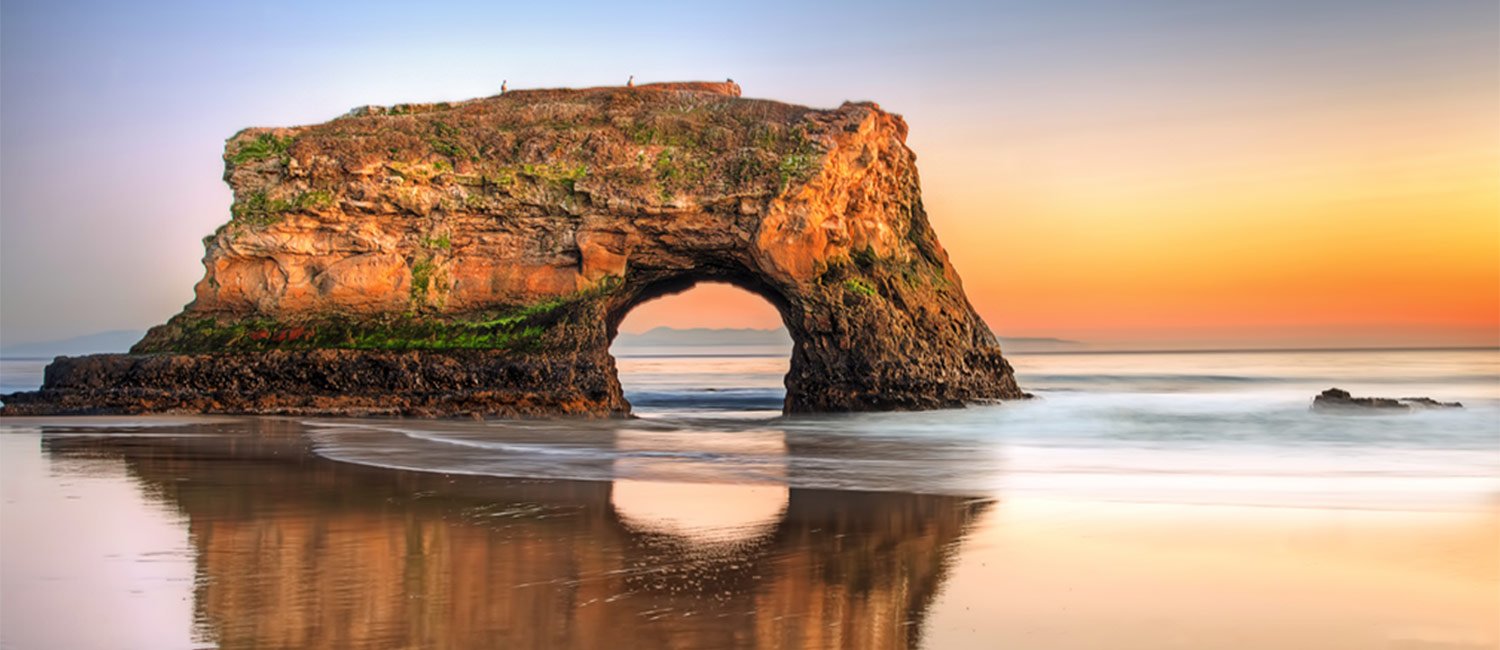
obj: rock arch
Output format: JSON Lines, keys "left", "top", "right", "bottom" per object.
{"left": 2, "top": 82, "right": 1024, "bottom": 416}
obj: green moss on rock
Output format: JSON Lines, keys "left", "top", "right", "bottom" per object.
{"left": 844, "top": 278, "right": 877, "bottom": 297}
{"left": 142, "top": 306, "right": 563, "bottom": 354}
{"left": 228, "top": 190, "right": 334, "bottom": 229}
{"left": 229, "top": 133, "right": 294, "bottom": 165}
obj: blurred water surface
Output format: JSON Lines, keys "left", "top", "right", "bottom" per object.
{"left": 1, "top": 348, "right": 1496, "bottom": 648}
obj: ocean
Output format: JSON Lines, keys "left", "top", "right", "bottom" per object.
{"left": 1, "top": 347, "right": 1496, "bottom": 648}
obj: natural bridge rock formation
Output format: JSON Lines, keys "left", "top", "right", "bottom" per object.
{"left": 3, "top": 81, "right": 1024, "bottom": 416}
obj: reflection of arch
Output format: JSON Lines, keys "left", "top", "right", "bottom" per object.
{"left": 610, "top": 426, "right": 790, "bottom": 546}
{"left": 611, "top": 480, "right": 789, "bottom": 542}
{"left": 41, "top": 421, "right": 988, "bottom": 650}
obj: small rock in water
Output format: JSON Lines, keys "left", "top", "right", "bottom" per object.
{"left": 1397, "top": 396, "right": 1465, "bottom": 409}
{"left": 1312, "top": 388, "right": 1462, "bottom": 413}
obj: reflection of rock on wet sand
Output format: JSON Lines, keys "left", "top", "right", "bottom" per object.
{"left": 611, "top": 427, "right": 789, "bottom": 546}
{"left": 41, "top": 420, "right": 989, "bottom": 650}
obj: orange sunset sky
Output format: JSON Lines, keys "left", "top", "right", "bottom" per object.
{"left": 2, "top": 1, "right": 1496, "bottom": 349}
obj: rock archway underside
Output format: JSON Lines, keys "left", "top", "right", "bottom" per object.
{"left": 3, "top": 82, "right": 1025, "bottom": 416}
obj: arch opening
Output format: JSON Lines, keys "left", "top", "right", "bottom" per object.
{"left": 609, "top": 280, "right": 794, "bottom": 416}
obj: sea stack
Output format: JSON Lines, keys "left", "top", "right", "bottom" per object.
{"left": 2, "top": 81, "right": 1025, "bottom": 417}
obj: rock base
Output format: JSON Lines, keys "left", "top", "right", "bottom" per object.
{"left": 0, "top": 350, "right": 625, "bottom": 417}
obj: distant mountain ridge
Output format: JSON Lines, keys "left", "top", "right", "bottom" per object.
{"left": 998, "top": 337, "right": 1085, "bottom": 352}
{"left": 1, "top": 330, "right": 145, "bottom": 358}
{"left": 613, "top": 327, "right": 794, "bottom": 349}
{"left": 612, "top": 327, "right": 1081, "bottom": 352}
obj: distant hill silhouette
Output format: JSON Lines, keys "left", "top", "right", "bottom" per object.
{"left": 1, "top": 330, "right": 144, "bottom": 358}
{"left": 613, "top": 327, "right": 794, "bottom": 349}
{"left": 612, "top": 327, "right": 1080, "bottom": 353}
{"left": 997, "top": 337, "right": 1085, "bottom": 352}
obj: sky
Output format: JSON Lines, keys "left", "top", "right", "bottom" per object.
{"left": 2, "top": 0, "right": 1496, "bottom": 349}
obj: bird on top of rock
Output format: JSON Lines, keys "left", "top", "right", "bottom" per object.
{"left": 501, "top": 80, "right": 507, "bottom": 94}
{"left": 627, "top": 75, "right": 634, "bottom": 88}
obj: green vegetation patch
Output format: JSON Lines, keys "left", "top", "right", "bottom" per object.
{"left": 230, "top": 133, "right": 295, "bottom": 165}
{"left": 777, "top": 153, "right": 815, "bottom": 191}
{"left": 298, "top": 190, "right": 335, "bottom": 209}
{"left": 152, "top": 275, "right": 625, "bottom": 353}
{"left": 844, "top": 278, "right": 877, "bottom": 297}
{"left": 409, "top": 257, "right": 439, "bottom": 305}
{"left": 427, "top": 120, "right": 471, "bottom": 161}
{"left": 474, "top": 162, "right": 586, "bottom": 195}
{"left": 157, "top": 304, "right": 568, "bottom": 354}
{"left": 488, "top": 169, "right": 517, "bottom": 186}
{"left": 229, "top": 190, "right": 335, "bottom": 228}
{"left": 726, "top": 153, "right": 770, "bottom": 188}
{"left": 628, "top": 117, "right": 702, "bottom": 148}
{"left": 518, "top": 162, "right": 588, "bottom": 191}
{"left": 229, "top": 191, "right": 289, "bottom": 227}
{"left": 654, "top": 150, "right": 680, "bottom": 201}
{"left": 650, "top": 151, "right": 711, "bottom": 201}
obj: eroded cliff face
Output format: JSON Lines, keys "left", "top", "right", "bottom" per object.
{"left": 4, "top": 81, "right": 1024, "bottom": 416}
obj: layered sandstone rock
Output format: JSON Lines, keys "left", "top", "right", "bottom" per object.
{"left": 3, "top": 81, "right": 1025, "bottom": 416}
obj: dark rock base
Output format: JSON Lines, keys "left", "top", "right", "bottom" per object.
{"left": 1, "top": 344, "right": 1027, "bottom": 417}
{"left": 0, "top": 350, "right": 626, "bottom": 418}
{"left": 785, "top": 346, "right": 1026, "bottom": 412}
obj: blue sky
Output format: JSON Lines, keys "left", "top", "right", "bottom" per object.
{"left": 3, "top": 0, "right": 1495, "bottom": 346}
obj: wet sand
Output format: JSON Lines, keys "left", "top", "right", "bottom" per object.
{"left": 2, "top": 417, "right": 1495, "bottom": 649}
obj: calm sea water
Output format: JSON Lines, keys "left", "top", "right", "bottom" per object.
{"left": 2, "top": 348, "right": 1497, "bottom": 648}
{"left": 302, "top": 348, "right": 1499, "bottom": 509}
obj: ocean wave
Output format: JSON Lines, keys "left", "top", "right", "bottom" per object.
{"left": 401, "top": 430, "right": 604, "bottom": 456}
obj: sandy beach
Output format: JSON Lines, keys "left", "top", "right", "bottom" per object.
{"left": 2, "top": 408, "right": 1495, "bottom": 649}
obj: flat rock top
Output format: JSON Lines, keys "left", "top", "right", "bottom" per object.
{"left": 223, "top": 79, "right": 899, "bottom": 226}
{"left": 243, "top": 78, "right": 858, "bottom": 180}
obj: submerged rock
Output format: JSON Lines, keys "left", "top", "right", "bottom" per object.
{"left": 1311, "top": 388, "right": 1462, "bottom": 413}
{"left": 2, "top": 81, "right": 1025, "bottom": 417}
